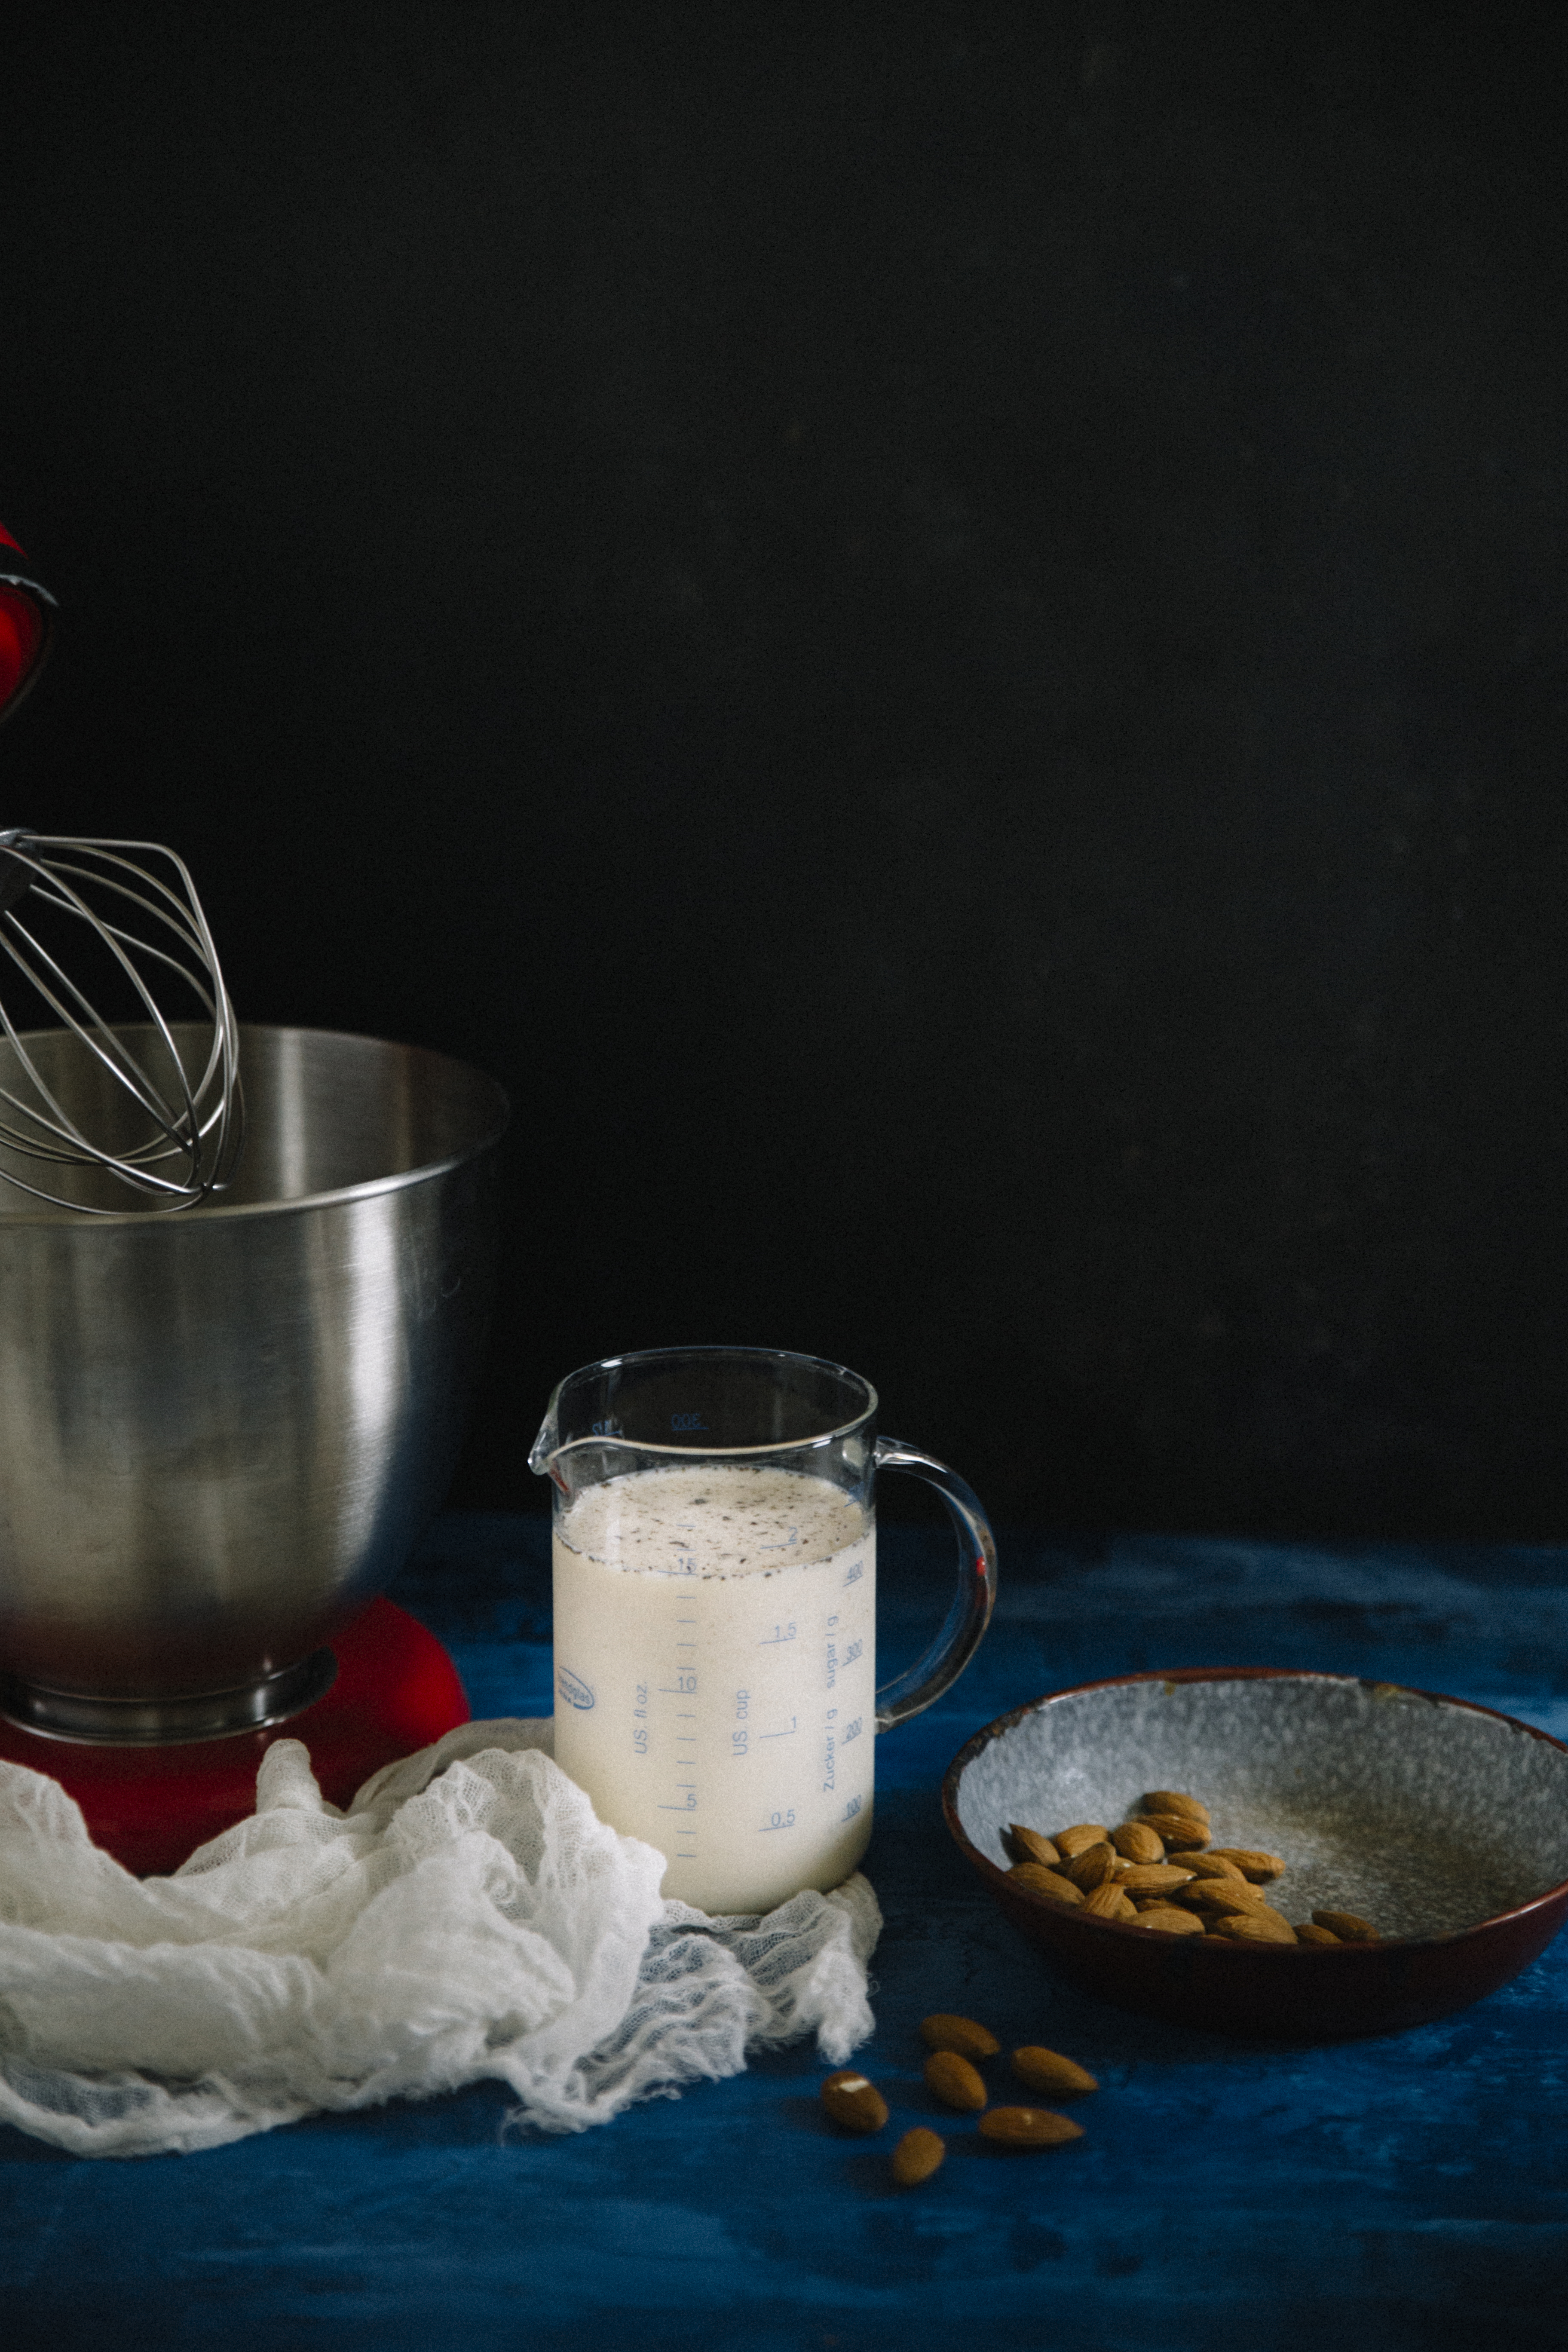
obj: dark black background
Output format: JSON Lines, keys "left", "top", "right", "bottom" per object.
{"left": 2, "top": 1, "right": 1566, "bottom": 1537}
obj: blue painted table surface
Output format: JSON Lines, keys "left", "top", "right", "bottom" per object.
{"left": 5, "top": 1517, "right": 1568, "bottom": 2349}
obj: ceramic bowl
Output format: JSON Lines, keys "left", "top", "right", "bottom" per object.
{"left": 942, "top": 1668, "right": 1568, "bottom": 2040}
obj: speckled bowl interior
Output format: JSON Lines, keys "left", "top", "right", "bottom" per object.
{"left": 955, "top": 1674, "right": 1568, "bottom": 1936}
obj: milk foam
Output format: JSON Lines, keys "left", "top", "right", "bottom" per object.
{"left": 553, "top": 1464, "right": 876, "bottom": 1913}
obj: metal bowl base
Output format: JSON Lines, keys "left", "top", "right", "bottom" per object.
{"left": 0, "top": 1599, "right": 470, "bottom": 1874}
{"left": 0, "top": 1645, "right": 340, "bottom": 1745}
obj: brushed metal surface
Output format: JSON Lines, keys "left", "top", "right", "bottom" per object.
{"left": 0, "top": 1023, "right": 507, "bottom": 1735}
{"left": 0, "top": 1645, "right": 338, "bottom": 1744}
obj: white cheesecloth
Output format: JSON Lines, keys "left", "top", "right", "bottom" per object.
{"left": 0, "top": 1721, "right": 881, "bottom": 2159}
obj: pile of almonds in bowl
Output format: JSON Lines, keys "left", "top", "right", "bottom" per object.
{"left": 820, "top": 2013, "right": 1101, "bottom": 2186}
{"left": 1004, "top": 1789, "right": 1382, "bottom": 1947}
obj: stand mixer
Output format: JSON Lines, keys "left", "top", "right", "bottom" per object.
{"left": 0, "top": 530, "right": 506, "bottom": 1868}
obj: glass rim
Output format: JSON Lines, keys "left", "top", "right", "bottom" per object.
{"left": 539, "top": 1343, "right": 879, "bottom": 1461}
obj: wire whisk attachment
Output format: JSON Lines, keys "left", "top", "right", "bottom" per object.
{"left": 0, "top": 830, "right": 242, "bottom": 1212}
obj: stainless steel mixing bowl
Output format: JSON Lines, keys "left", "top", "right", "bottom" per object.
{"left": 0, "top": 1024, "right": 508, "bottom": 1741}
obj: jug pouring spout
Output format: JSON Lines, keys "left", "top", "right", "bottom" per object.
{"left": 527, "top": 1410, "right": 561, "bottom": 1487}
{"left": 528, "top": 1390, "right": 633, "bottom": 1497}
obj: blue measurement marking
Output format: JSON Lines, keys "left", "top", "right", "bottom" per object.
{"left": 760, "top": 1809, "right": 796, "bottom": 1832}
{"left": 759, "top": 1718, "right": 797, "bottom": 1738}
{"left": 758, "top": 1623, "right": 797, "bottom": 1645}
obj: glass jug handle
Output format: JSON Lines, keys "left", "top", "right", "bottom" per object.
{"left": 872, "top": 1435, "right": 998, "bottom": 1731}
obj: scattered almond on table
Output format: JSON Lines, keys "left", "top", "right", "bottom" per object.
{"left": 924, "top": 2050, "right": 988, "bottom": 2112}
{"left": 848, "top": 2015, "right": 1103, "bottom": 2185}
{"left": 1011, "top": 2047, "right": 1098, "bottom": 2098}
{"left": 890, "top": 2127, "right": 946, "bottom": 2186}
{"left": 980, "top": 2107, "right": 1084, "bottom": 2148}
{"left": 820, "top": 2070, "right": 889, "bottom": 2133}
{"left": 919, "top": 2013, "right": 1000, "bottom": 2060}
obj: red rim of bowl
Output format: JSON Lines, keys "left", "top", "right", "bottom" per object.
{"left": 940, "top": 1664, "right": 1568, "bottom": 1954}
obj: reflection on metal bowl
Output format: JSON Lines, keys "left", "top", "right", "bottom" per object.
{"left": 0, "top": 1024, "right": 507, "bottom": 1743}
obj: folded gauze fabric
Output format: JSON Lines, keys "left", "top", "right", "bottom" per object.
{"left": 0, "top": 1722, "right": 880, "bottom": 2158}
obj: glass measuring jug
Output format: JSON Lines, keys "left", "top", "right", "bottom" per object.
{"left": 529, "top": 1345, "right": 996, "bottom": 1914}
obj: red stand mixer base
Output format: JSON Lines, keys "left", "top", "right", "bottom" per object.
{"left": 0, "top": 1600, "right": 470, "bottom": 1876}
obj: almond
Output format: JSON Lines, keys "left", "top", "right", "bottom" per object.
{"left": 1005, "top": 1824, "right": 1061, "bottom": 1868}
{"left": 890, "top": 2126, "right": 946, "bottom": 2187}
{"left": 1009, "top": 1863, "right": 1084, "bottom": 1906}
{"left": 979, "top": 2106, "right": 1084, "bottom": 2148}
{"left": 1206, "top": 1847, "right": 1286, "bottom": 1882}
{"left": 1142, "top": 1791, "right": 1210, "bottom": 1823}
{"left": 919, "top": 2013, "right": 1001, "bottom": 2060}
{"left": 1066, "top": 1842, "right": 1118, "bottom": 1890}
{"left": 1116, "top": 1862, "right": 1196, "bottom": 1895}
{"left": 1175, "top": 1877, "right": 1267, "bottom": 1914}
{"left": 1110, "top": 1822, "right": 1165, "bottom": 1864}
{"left": 1081, "top": 1880, "right": 1136, "bottom": 1920}
{"left": 1179, "top": 1851, "right": 1248, "bottom": 1882}
{"left": 1312, "top": 1909, "right": 1380, "bottom": 1943}
{"left": 1053, "top": 1823, "right": 1112, "bottom": 1858}
{"left": 1010, "top": 2047, "right": 1099, "bottom": 2098}
{"left": 925, "top": 2050, "right": 987, "bottom": 2112}
{"left": 821, "top": 2070, "right": 888, "bottom": 2132}
{"left": 1141, "top": 1812, "right": 1211, "bottom": 1850}
{"left": 1295, "top": 1922, "right": 1341, "bottom": 1945}
{"left": 1213, "top": 1909, "right": 1297, "bottom": 1945}
{"left": 1133, "top": 1904, "right": 1206, "bottom": 1936}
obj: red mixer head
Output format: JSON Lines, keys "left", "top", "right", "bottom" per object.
{"left": 0, "top": 525, "right": 55, "bottom": 721}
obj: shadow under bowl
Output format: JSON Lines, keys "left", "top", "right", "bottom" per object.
{"left": 942, "top": 1668, "right": 1568, "bottom": 2040}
